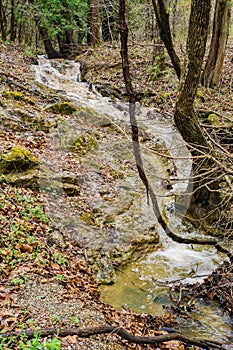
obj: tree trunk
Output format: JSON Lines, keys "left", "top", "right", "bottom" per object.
{"left": 174, "top": 0, "right": 211, "bottom": 153}
{"left": 151, "top": 0, "right": 181, "bottom": 79}
{"left": 90, "top": 0, "right": 100, "bottom": 46}
{"left": 10, "top": 0, "right": 16, "bottom": 41}
{"left": 0, "top": 0, "right": 7, "bottom": 41}
{"left": 37, "top": 23, "right": 62, "bottom": 59}
{"left": 173, "top": 0, "right": 225, "bottom": 227}
{"left": 58, "top": 30, "right": 77, "bottom": 57}
{"left": 202, "top": 0, "right": 231, "bottom": 88}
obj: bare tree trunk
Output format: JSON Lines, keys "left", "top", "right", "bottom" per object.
{"left": 151, "top": 0, "right": 181, "bottom": 79}
{"left": 10, "top": 0, "right": 16, "bottom": 41}
{"left": 0, "top": 0, "right": 7, "bottom": 40}
{"left": 173, "top": 0, "right": 226, "bottom": 227}
{"left": 202, "top": 0, "right": 231, "bottom": 88}
{"left": 90, "top": 0, "right": 100, "bottom": 46}
{"left": 174, "top": 0, "right": 211, "bottom": 152}
{"left": 37, "top": 23, "right": 62, "bottom": 58}
{"left": 170, "top": 0, "right": 178, "bottom": 38}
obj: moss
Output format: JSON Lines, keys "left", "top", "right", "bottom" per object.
{"left": 80, "top": 211, "right": 99, "bottom": 226}
{"left": 207, "top": 113, "right": 220, "bottom": 126}
{"left": 70, "top": 132, "right": 97, "bottom": 155}
{"left": 2, "top": 90, "right": 36, "bottom": 104}
{"left": 0, "top": 146, "right": 39, "bottom": 174}
{"left": 155, "top": 92, "right": 171, "bottom": 104}
{"left": 196, "top": 88, "right": 205, "bottom": 101}
{"left": 45, "top": 102, "right": 77, "bottom": 115}
{"left": 162, "top": 92, "right": 171, "bottom": 99}
{"left": 76, "top": 106, "right": 97, "bottom": 118}
{"left": 2, "top": 90, "right": 24, "bottom": 100}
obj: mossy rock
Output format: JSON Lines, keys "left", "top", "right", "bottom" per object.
{"left": 70, "top": 132, "right": 98, "bottom": 155}
{"left": 207, "top": 113, "right": 220, "bottom": 126}
{"left": 76, "top": 107, "right": 113, "bottom": 127}
{"left": 0, "top": 147, "right": 39, "bottom": 174}
{"left": 76, "top": 106, "right": 97, "bottom": 118}
{"left": 45, "top": 102, "right": 77, "bottom": 115}
{"left": 13, "top": 109, "right": 54, "bottom": 132}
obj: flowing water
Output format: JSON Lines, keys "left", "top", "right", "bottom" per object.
{"left": 33, "top": 57, "right": 233, "bottom": 347}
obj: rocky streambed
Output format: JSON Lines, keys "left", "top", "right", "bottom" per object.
{"left": 0, "top": 55, "right": 192, "bottom": 286}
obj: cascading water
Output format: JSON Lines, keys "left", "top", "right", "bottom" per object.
{"left": 33, "top": 58, "right": 232, "bottom": 347}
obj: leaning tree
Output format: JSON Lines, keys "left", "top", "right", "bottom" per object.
{"left": 119, "top": 0, "right": 233, "bottom": 245}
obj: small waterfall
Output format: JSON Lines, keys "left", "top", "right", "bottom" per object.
{"left": 33, "top": 57, "right": 232, "bottom": 345}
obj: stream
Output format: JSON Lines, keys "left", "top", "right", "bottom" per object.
{"left": 33, "top": 57, "right": 233, "bottom": 347}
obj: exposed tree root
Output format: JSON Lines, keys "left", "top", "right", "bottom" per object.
{"left": 0, "top": 325, "right": 224, "bottom": 349}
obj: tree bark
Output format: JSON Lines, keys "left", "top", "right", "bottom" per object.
{"left": 174, "top": 0, "right": 211, "bottom": 153}
{"left": 10, "top": 0, "right": 16, "bottom": 41}
{"left": 151, "top": 0, "right": 181, "bottom": 79}
{"left": 90, "top": 0, "right": 100, "bottom": 46}
{"left": 172, "top": 0, "right": 231, "bottom": 228}
{"left": 37, "top": 23, "right": 62, "bottom": 59}
{"left": 0, "top": 0, "right": 7, "bottom": 40}
{"left": 202, "top": 0, "right": 231, "bottom": 88}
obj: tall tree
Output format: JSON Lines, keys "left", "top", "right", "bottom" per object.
{"left": 90, "top": 0, "right": 100, "bottom": 46}
{"left": 0, "top": 0, "right": 7, "bottom": 40}
{"left": 202, "top": 0, "right": 231, "bottom": 88}
{"left": 101, "top": 0, "right": 118, "bottom": 42}
{"left": 151, "top": 0, "right": 181, "bottom": 79}
{"left": 174, "top": 0, "right": 211, "bottom": 152}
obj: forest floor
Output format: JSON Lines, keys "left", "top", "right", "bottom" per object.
{"left": 0, "top": 41, "right": 232, "bottom": 350}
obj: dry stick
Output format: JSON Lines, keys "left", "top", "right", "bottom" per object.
{"left": 0, "top": 325, "right": 223, "bottom": 349}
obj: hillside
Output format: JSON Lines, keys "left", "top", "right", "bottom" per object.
{"left": 0, "top": 41, "right": 232, "bottom": 350}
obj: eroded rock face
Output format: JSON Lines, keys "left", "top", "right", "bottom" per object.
{"left": 1, "top": 104, "right": 165, "bottom": 284}
{"left": 1, "top": 57, "right": 190, "bottom": 285}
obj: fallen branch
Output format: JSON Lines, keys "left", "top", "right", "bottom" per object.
{"left": 0, "top": 325, "right": 224, "bottom": 349}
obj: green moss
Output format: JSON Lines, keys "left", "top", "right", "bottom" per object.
{"left": 155, "top": 91, "right": 171, "bottom": 104}
{"left": 76, "top": 106, "right": 97, "bottom": 118}
{"left": 45, "top": 102, "right": 77, "bottom": 115}
{"left": 162, "top": 92, "right": 171, "bottom": 99}
{"left": 207, "top": 113, "right": 220, "bottom": 126}
{"left": 70, "top": 132, "right": 97, "bottom": 155}
{"left": 196, "top": 88, "right": 205, "bottom": 101}
{"left": 2, "top": 90, "right": 35, "bottom": 104}
{"left": 80, "top": 212, "right": 99, "bottom": 226}
{"left": 2, "top": 90, "right": 24, "bottom": 100}
{"left": 0, "top": 147, "right": 39, "bottom": 174}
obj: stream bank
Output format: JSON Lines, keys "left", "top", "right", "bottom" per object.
{"left": 0, "top": 42, "right": 233, "bottom": 349}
